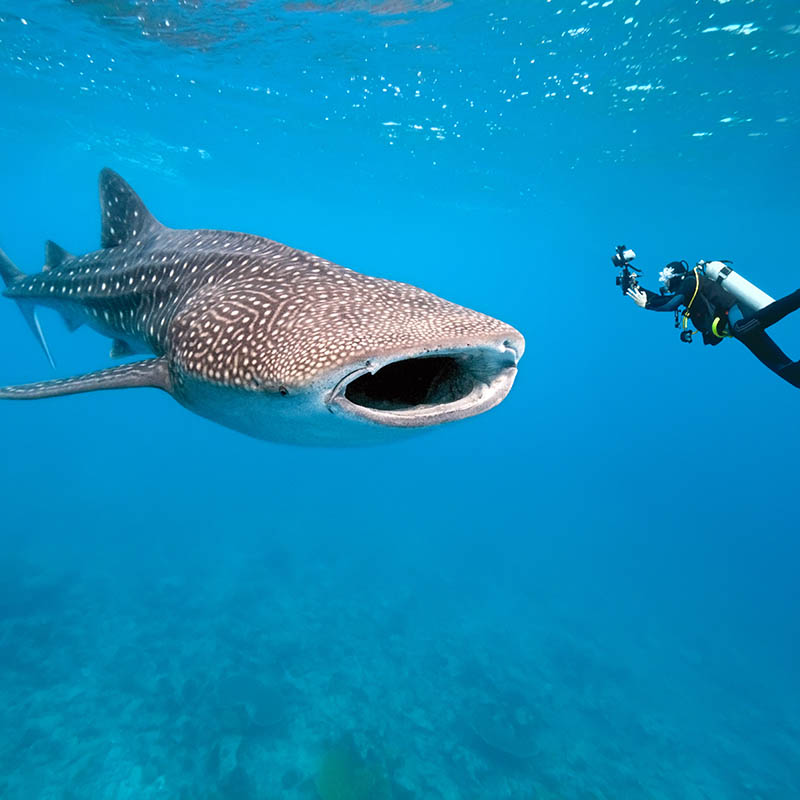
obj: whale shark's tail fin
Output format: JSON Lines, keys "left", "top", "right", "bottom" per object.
{"left": 0, "top": 247, "right": 55, "bottom": 368}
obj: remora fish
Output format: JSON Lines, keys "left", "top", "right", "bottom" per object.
{"left": 0, "top": 169, "right": 524, "bottom": 445}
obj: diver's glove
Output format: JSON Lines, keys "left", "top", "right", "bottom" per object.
{"left": 626, "top": 286, "right": 648, "bottom": 308}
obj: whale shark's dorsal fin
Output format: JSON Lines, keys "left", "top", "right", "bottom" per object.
{"left": 99, "top": 168, "right": 163, "bottom": 249}
{"left": 44, "top": 240, "right": 73, "bottom": 271}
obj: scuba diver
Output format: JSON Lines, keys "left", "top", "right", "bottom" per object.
{"left": 612, "top": 246, "right": 800, "bottom": 388}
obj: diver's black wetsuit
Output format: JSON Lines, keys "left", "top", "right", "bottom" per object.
{"left": 642, "top": 272, "right": 736, "bottom": 346}
{"left": 642, "top": 272, "right": 800, "bottom": 388}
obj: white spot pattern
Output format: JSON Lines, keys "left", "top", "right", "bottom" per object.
{"left": 6, "top": 171, "right": 518, "bottom": 394}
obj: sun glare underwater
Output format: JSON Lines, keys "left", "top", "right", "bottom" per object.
{"left": 1, "top": 1, "right": 799, "bottom": 799}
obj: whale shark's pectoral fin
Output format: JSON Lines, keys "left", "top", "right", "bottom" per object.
{"left": 0, "top": 357, "right": 171, "bottom": 400}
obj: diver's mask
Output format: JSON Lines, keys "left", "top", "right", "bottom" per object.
{"left": 658, "top": 261, "right": 688, "bottom": 294}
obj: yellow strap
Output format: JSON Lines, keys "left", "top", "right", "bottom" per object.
{"left": 712, "top": 316, "right": 732, "bottom": 339}
{"left": 680, "top": 267, "right": 701, "bottom": 331}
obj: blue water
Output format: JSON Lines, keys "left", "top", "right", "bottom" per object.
{"left": 1, "top": 1, "right": 799, "bottom": 798}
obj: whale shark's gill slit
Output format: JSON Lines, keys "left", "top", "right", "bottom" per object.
{"left": 344, "top": 355, "right": 482, "bottom": 411}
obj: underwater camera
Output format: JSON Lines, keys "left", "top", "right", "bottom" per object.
{"left": 612, "top": 244, "right": 640, "bottom": 295}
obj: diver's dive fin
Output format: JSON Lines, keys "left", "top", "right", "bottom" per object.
{"left": 0, "top": 247, "right": 55, "bottom": 368}
{"left": 0, "top": 357, "right": 171, "bottom": 400}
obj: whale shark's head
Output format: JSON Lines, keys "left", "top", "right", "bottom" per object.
{"left": 169, "top": 271, "right": 524, "bottom": 445}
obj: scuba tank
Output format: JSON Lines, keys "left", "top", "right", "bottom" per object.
{"left": 702, "top": 260, "right": 774, "bottom": 313}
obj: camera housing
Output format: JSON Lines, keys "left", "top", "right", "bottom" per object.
{"left": 612, "top": 244, "right": 640, "bottom": 295}
{"left": 612, "top": 246, "right": 636, "bottom": 267}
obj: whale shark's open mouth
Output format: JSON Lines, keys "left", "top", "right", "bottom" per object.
{"left": 327, "top": 343, "right": 520, "bottom": 428}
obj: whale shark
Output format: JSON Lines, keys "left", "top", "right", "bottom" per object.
{"left": 0, "top": 169, "right": 524, "bottom": 445}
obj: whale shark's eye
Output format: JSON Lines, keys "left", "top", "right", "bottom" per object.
{"left": 279, "top": 386, "right": 288, "bottom": 396}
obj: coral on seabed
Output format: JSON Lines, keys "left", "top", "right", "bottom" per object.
{"left": 468, "top": 702, "right": 539, "bottom": 761}
{"left": 314, "top": 744, "right": 392, "bottom": 800}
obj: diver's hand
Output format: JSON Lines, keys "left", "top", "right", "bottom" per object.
{"left": 626, "top": 286, "right": 647, "bottom": 308}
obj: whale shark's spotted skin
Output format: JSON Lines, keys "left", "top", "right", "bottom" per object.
{"left": 0, "top": 169, "right": 524, "bottom": 445}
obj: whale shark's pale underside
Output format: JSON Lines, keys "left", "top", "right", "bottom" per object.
{"left": 0, "top": 169, "right": 524, "bottom": 445}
